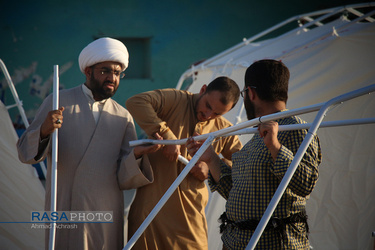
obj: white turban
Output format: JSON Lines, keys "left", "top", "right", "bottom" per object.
{"left": 78, "top": 37, "right": 129, "bottom": 73}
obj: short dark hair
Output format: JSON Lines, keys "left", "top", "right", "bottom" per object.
{"left": 205, "top": 76, "right": 240, "bottom": 108}
{"left": 244, "top": 59, "right": 289, "bottom": 103}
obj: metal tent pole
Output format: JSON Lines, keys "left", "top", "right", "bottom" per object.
{"left": 48, "top": 65, "right": 59, "bottom": 250}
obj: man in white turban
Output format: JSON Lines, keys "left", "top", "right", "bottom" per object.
{"left": 17, "top": 37, "right": 161, "bottom": 250}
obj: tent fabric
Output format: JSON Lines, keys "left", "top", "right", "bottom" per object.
{"left": 183, "top": 18, "right": 375, "bottom": 249}
{"left": 0, "top": 100, "right": 45, "bottom": 250}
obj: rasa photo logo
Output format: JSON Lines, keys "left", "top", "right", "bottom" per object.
{"left": 31, "top": 211, "right": 113, "bottom": 223}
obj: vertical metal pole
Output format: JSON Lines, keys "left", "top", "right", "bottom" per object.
{"left": 49, "top": 65, "right": 59, "bottom": 250}
{"left": 123, "top": 136, "right": 216, "bottom": 250}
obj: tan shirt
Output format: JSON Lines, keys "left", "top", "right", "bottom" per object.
{"left": 126, "top": 89, "right": 242, "bottom": 249}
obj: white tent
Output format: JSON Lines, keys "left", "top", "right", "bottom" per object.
{"left": 0, "top": 59, "right": 45, "bottom": 249}
{"left": 0, "top": 100, "right": 45, "bottom": 250}
{"left": 176, "top": 3, "right": 375, "bottom": 249}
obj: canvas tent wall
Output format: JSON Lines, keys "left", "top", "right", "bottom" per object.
{"left": 0, "top": 60, "right": 45, "bottom": 249}
{"left": 176, "top": 3, "right": 375, "bottom": 249}
{"left": 0, "top": 100, "right": 45, "bottom": 249}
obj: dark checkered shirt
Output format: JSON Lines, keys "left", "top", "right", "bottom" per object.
{"left": 209, "top": 114, "right": 322, "bottom": 249}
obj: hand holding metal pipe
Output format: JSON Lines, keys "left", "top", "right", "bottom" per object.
{"left": 40, "top": 107, "right": 64, "bottom": 140}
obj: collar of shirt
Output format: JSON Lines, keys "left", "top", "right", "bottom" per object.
{"left": 82, "top": 84, "right": 107, "bottom": 124}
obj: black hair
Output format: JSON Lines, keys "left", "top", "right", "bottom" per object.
{"left": 244, "top": 59, "right": 289, "bottom": 103}
{"left": 206, "top": 76, "right": 240, "bottom": 108}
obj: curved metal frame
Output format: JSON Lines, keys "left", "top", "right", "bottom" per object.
{"left": 124, "top": 84, "right": 375, "bottom": 249}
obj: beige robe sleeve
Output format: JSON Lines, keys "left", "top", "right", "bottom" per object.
{"left": 17, "top": 95, "right": 53, "bottom": 164}
{"left": 125, "top": 89, "right": 180, "bottom": 140}
{"left": 117, "top": 148, "right": 154, "bottom": 190}
{"left": 117, "top": 112, "right": 154, "bottom": 190}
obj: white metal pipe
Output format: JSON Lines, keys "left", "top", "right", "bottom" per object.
{"left": 177, "top": 154, "right": 190, "bottom": 165}
{"left": 175, "top": 68, "right": 195, "bottom": 90}
{"left": 129, "top": 117, "right": 375, "bottom": 147}
{"left": 129, "top": 102, "right": 325, "bottom": 147}
{"left": 347, "top": 7, "right": 375, "bottom": 22}
{"left": 0, "top": 59, "right": 47, "bottom": 178}
{"left": 226, "top": 117, "right": 375, "bottom": 137}
{"left": 5, "top": 103, "right": 19, "bottom": 110}
{"left": 246, "top": 83, "right": 375, "bottom": 249}
{"left": 0, "top": 59, "right": 30, "bottom": 128}
{"left": 123, "top": 136, "right": 216, "bottom": 250}
{"left": 49, "top": 65, "right": 59, "bottom": 250}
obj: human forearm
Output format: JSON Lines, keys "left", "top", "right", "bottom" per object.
{"left": 206, "top": 153, "right": 222, "bottom": 183}
{"left": 186, "top": 137, "right": 223, "bottom": 182}
{"left": 208, "top": 161, "right": 233, "bottom": 200}
{"left": 258, "top": 121, "right": 281, "bottom": 162}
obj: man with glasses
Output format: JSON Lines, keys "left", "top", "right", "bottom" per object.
{"left": 126, "top": 76, "right": 243, "bottom": 249}
{"left": 187, "top": 59, "right": 322, "bottom": 249}
{"left": 17, "top": 37, "right": 162, "bottom": 250}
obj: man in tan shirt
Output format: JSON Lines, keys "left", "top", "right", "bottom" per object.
{"left": 126, "top": 76, "right": 243, "bottom": 249}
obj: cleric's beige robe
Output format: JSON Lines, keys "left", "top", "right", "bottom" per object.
{"left": 17, "top": 86, "right": 153, "bottom": 250}
{"left": 126, "top": 89, "right": 242, "bottom": 249}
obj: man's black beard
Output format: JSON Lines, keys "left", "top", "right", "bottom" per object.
{"left": 244, "top": 96, "right": 256, "bottom": 120}
{"left": 89, "top": 74, "right": 117, "bottom": 100}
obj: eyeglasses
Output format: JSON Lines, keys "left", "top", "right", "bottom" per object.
{"left": 95, "top": 68, "right": 125, "bottom": 79}
{"left": 240, "top": 88, "right": 248, "bottom": 98}
{"left": 240, "top": 86, "right": 257, "bottom": 98}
